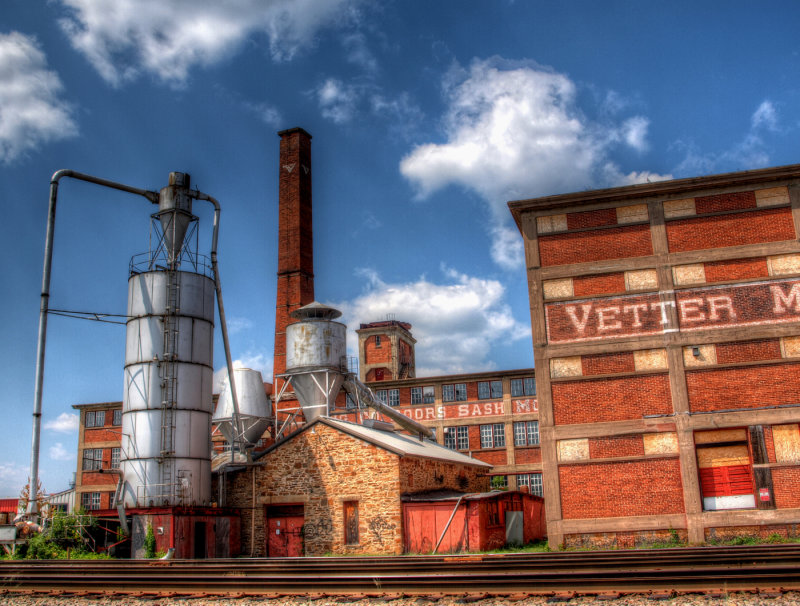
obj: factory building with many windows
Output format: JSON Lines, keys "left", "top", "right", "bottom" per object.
{"left": 509, "top": 163, "right": 800, "bottom": 548}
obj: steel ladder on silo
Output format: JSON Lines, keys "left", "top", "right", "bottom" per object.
{"left": 159, "top": 269, "right": 180, "bottom": 502}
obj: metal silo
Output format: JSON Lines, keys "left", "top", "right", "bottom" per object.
{"left": 120, "top": 172, "right": 215, "bottom": 507}
{"left": 213, "top": 368, "right": 273, "bottom": 446}
{"left": 284, "top": 302, "right": 347, "bottom": 422}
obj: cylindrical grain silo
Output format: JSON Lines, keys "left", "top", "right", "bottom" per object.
{"left": 285, "top": 302, "right": 347, "bottom": 422}
{"left": 120, "top": 172, "right": 215, "bottom": 508}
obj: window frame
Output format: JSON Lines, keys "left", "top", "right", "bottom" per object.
{"left": 444, "top": 426, "right": 470, "bottom": 451}
{"left": 387, "top": 389, "right": 399, "bottom": 407}
{"left": 513, "top": 420, "right": 540, "bottom": 447}
{"left": 480, "top": 423, "right": 506, "bottom": 449}
{"left": 511, "top": 377, "right": 536, "bottom": 397}
{"left": 343, "top": 500, "right": 359, "bottom": 545}
{"left": 112, "top": 409, "right": 122, "bottom": 426}
{"left": 111, "top": 447, "right": 121, "bottom": 469}
{"left": 82, "top": 448, "right": 103, "bottom": 471}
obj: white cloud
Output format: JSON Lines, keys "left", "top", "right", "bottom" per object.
{"left": 334, "top": 268, "right": 528, "bottom": 376}
{"left": 0, "top": 32, "right": 78, "bottom": 163}
{"left": 226, "top": 316, "right": 254, "bottom": 335}
{"left": 57, "top": 0, "right": 365, "bottom": 86}
{"left": 316, "top": 78, "right": 361, "bottom": 124}
{"left": 213, "top": 351, "right": 274, "bottom": 393}
{"left": 752, "top": 100, "right": 778, "bottom": 132}
{"left": 49, "top": 443, "right": 74, "bottom": 462}
{"left": 399, "top": 58, "right": 667, "bottom": 269}
{"left": 44, "top": 412, "right": 79, "bottom": 433}
{"left": 244, "top": 102, "right": 282, "bottom": 127}
{"left": 675, "top": 99, "right": 779, "bottom": 176}
{"left": 0, "top": 462, "right": 29, "bottom": 497}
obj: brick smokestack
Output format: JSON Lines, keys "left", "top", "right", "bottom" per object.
{"left": 273, "top": 128, "right": 315, "bottom": 392}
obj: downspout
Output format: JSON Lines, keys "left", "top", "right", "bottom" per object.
{"left": 251, "top": 466, "right": 256, "bottom": 557}
{"left": 29, "top": 170, "right": 157, "bottom": 518}
{"left": 432, "top": 494, "right": 468, "bottom": 554}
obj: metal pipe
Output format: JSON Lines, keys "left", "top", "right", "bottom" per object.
{"left": 192, "top": 191, "right": 243, "bottom": 462}
{"left": 28, "top": 170, "right": 157, "bottom": 517}
{"left": 342, "top": 376, "right": 434, "bottom": 439}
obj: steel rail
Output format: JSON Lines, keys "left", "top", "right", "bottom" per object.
{"left": 3, "top": 544, "right": 800, "bottom": 598}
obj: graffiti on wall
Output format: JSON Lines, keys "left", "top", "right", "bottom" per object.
{"left": 368, "top": 515, "right": 396, "bottom": 546}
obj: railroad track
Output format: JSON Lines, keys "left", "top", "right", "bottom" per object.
{"left": 3, "top": 544, "right": 800, "bottom": 599}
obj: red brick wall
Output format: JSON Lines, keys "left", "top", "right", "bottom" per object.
{"left": 666, "top": 207, "right": 795, "bottom": 253}
{"left": 515, "top": 448, "right": 542, "bottom": 464}
{"left": 472, "top": 450, "right": 507, "bottom": 465}
{"left": 364, "top": 335, "right": 391, "bottom": 365}
{"left": 559, "top": 459, "right": 684, "bottom": 519}
{"left": 695, "top": 191, "right": 757, "bottom": 214}
{"left": 703, "top": 257, "right": 769, "bottom": 283}
{"left": 581, "top": 352, "right": 636, "bottom": 376}
{"left": 714, "top": 339, "right": 781, "bottom": 364}
{"left": 573, "top": 273, "right": 627, "bottom": 297}
{"left": 588, "top": 435, "right": 645, "bottom": 459}
{"left": 771, "top": 467, "right": 800, "bottom": 509}
{"left": 686, "top": 363, "right": 800, "bottom": 413}
{"left": 551, "top": 374, "right": 672, "bottom": 425}
{"left": 539, "top": 224, "right": 653, "bottom": 266}
{"left": 567, "top": 207, "right": 618, "bottom": 229}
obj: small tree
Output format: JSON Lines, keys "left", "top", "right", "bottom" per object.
{"left": 18, "top": 477, "right": 46, "bottom": 517}
{"left": 144, "top": 523, "right": 157, "bottom": 559}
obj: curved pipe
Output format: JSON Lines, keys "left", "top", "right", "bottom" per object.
{"left": 192, "top": 190, "right": 243, "bottom": 463}
{"left": 28, "top": 170, "right": 157, "bottom": 517}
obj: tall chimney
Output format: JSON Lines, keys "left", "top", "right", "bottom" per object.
{"left": 273, "top": 128, "right": 315, "bottom": 393}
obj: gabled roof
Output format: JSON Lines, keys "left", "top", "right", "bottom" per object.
{"left": 255, "top": 416, "right": 492, "bottom": 469}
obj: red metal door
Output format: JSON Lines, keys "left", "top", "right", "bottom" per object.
{"left": 266, "top": 506, "right": 305, "bottom": 557}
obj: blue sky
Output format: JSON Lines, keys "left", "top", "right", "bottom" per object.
{"left": 2, "top": 1, "right": 799, "bottom": 496}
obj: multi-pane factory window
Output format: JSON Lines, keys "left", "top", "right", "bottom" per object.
{"left": 388, "top": 389, "right": 399, "bottom": 407}
{"left": 111, "top": 447, "right": 121, "bottom": 469}
{"left": 480, "top": 423, "right": 506, "bottom": 448}
{"left": 478, "top": 381, "right": 503, "bottom": 399}
{"left": 442, "top": 383, "right": 467, "bottom": 402}
{"left": 85, "top": 410, "right": 105, "bottom": 428}
{"left": 346, "top": 393, "right": 357, "bottom": 409}
{"left": 374, "top": 335, "right": 382, "bottom": 347}
{"left": 81, "top": 491, "right": 101, "bottom": 510}
{"left": 444, "top": 426, "right": 469, "bottom": 451}
{"left": 511, "top": 377, "right": 536, "bottom": 397}
{"left": 513, "top": 421, "right": 540, "bottom": 447}
{"left": 411, "top": 386, "right": 435, "bottom": 405}
{"left": 112, "top": 409, "right": 122, "bottom": 426}
{"left": 491, "top": 475, "right": 508, "bottom": 490}
{"left": 517, "top": 473, "right": 543, "bottom": 497}
{"left": 82, "top": 448, "right": 103, "bottom": 471}
{"left": 344, "top": 501, "right": 359, "bottom": 545}
{"left": 375, "top": 390, "right": 387, "bottom": 404}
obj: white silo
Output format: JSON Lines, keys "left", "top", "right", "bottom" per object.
{"left": 120, "top": 172, "right": 215, "bottom": 507}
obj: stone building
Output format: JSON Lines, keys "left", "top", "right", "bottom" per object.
{"left": 509, "top": 164, "right": 800, "bottom": 548}
{"left": 224, "top": 416, "right": 491, "bottom": 556}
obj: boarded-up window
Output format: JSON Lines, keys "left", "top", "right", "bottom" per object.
{"left": 773, "top": 424, "right": 800, "bottom": 463}
{"left": 696, "top": 434, "right": 755, "bottom": 511}
{"left": 344, "top": 501, "right": 359, "bottom": 545}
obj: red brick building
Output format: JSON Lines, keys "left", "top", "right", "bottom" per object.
{"left": 509, "top": 164, "right": 800, "bottom": 548}
{"left": 72, "top": 402, "right": 122, "bottom": 512}
{"left": 357, "top": 319, "right": 416, "bottom": 381}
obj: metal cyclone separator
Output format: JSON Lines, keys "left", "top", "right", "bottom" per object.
{"left": 213, "top": 368, "right": 273, "bottom": 448}
{"left": 276, "top": 301, "right": 433, "bottom": 439}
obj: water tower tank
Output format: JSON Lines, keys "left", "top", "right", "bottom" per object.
{"left": 285, "top": 302, "right": 347, "bottom": 422}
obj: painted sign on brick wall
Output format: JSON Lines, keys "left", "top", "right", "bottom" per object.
{"left": 546, "top": 278, "right": 800, "bottom": 344}
{"left": 513, "top": 399, "right": 539, "bottom": 414}
{"left": 398, "top": 401, "right": 508, "bottom": 421}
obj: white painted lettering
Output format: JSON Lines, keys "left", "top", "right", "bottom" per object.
{"left": 565, "top": 304, "right": 593, "bottom": 334}
{"left": 650, "top": 300, "right": 676, "bottom": 325}
{"left": 597, "top": 306, "right": 622, "bottom": 331}
{"left": 457, "top": 404, "right": 469, "bottom": 417}
{"left": 679, "top": 298, "right": 705, "bottom": 323}
{"left": 772, "top": 283, "right": 800, "bottom": 313}
{"left": 707, "top": 295, "right": 737, "bottom": 321}
{"left": 623, "top": 303, "right": 649, "bottom": 328}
